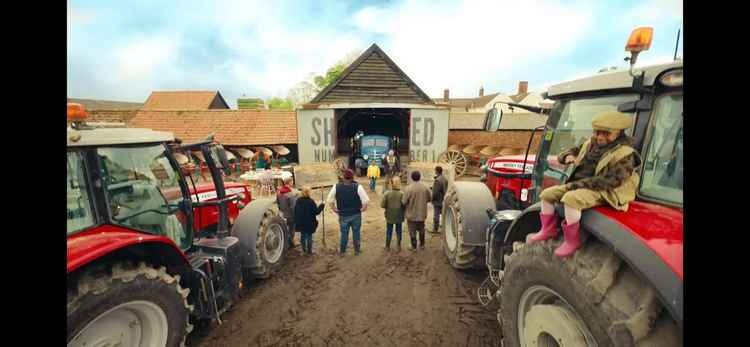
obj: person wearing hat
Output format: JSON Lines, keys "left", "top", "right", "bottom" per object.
{"left": 382, "top": 149, "right": 399, "bottom": 191}
{"left": 327, "top": 168, "right": 370, "bottom": 256}
{"left": 528, "top": 111, "right": 641, "bottom": 258}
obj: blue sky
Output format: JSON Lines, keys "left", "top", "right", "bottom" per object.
{"left": 68, "top": 0, "right": 683, "bottom": 107}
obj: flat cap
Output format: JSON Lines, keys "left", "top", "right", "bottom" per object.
{"left": 591, "top": 111, "right": 632, "bottom": 131}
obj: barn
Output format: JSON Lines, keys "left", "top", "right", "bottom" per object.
{"left": 296, "top": 44, "right": 450, "bottom": 169}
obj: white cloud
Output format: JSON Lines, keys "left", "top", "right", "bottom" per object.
{"left": 350, "top": 0, "right": 595, "bottom": 98}
{"left": 113, "top": 35, "right": 180, "bottom": 83}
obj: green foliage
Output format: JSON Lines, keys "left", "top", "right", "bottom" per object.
{"left": 267, "top": 97, "right": 294, "bottom": 110}
{"left": 237, "top": 98, "right": 265, "bottom": 109}
{"left": 287, "top": 49, "right": 361, "bottom": 106}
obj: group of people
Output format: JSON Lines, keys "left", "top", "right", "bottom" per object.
{"left": 275, "top": 164, "right": 449, "bottom": 256}
{"left": 278, "top": 110, "right": 642, "bottom": 260}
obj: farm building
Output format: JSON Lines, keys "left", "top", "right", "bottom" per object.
{"left": 297, "top": 43, "right": 450, "bottom": 167}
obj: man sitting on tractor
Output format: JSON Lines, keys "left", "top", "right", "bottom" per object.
{"left": 528, "top": 111, "right": 640, "bottom": 258}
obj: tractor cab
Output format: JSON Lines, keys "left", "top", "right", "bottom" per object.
{"left": 67, "top": 104, "right": 237, "bottom": 251}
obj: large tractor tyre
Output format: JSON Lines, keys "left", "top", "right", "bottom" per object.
{"left": 248, "top": 209, "right": 289, "bottom": 279}
{"left": 67, "top": 262, "right": 193, "bottom": 347}
{"left": 499, "top": 238, "right": 682, "bottom": 347}
{"left": 441, "top": 186, "right": 485, "bottom": 270}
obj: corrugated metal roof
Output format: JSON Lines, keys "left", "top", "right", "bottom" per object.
{"left": 129, "top": 110, "right": 297, "bottom": 145}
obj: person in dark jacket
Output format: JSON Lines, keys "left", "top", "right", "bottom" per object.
{"left": 327, "top": 169, "right": 370, "bottom": 256}
{"left": 380, "top": 176, "right": 405, "bottom": 252}
{"left": 276, "top": 177, "right": 298, "bottom": 248}
{"left": 430, "top": 166, "right": 448, "bottom": 234}
{"left": 294, "top": 186, "right": 325, "bottom": 256}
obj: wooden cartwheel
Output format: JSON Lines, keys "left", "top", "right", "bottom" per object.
{"left": 438, "top": 149, "right": 468, "bottom": 177}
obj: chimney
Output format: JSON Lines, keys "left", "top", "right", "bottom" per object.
{"left": 518, "top": 81, "right": 528, "bottom": 95}
{"left": 479, "top": 86, "right": 484, "bottom": 97}
{"left": 444, "top": 89, "right": 450, "bottom": 102}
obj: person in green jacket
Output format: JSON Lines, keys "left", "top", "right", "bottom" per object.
{"left": 380, "top": 176, "right": 405, "bottom": 252}
{"left": 528, "top": 111, "right": 640, "bottom": 258}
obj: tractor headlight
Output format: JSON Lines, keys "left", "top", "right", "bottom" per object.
{"left": 363, "top": 154, "right": 369, "bottom": 160}
{"left": 480, "top": 164, "right": 489, "bottom": 173}
{"left": 382, "top": 154, "right": 386, "bottom": 159}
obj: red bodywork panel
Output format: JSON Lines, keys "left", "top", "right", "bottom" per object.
{"left": 162, "top": 181, "right": 252, "bottom": 233}
{"left": 67, "top": 225, "right": 188, "bottom": 273}
{"left": 593, "top": 201, "right": 683, "bottom": 279}
{"left": 188, "top": 181, "right": 252, "bottom": 233}
{"left": 485, "top": 155, "right": 536, "bottom": 200}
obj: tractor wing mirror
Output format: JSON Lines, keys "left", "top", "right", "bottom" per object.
{"left": 484, "top": 107, "right": 503, "bottom": 132}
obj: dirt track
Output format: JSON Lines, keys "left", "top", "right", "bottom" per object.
{"left": 187, "top": 178, "right": 502, "bottom": 347}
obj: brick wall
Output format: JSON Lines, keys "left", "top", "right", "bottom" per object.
{"left": 88, "top": 110, "right": 139, "bottom": 124}
{"left": 448, "top": 130, "right": 542, "bottom": 152}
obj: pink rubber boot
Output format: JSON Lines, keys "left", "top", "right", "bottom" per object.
{"left": 554, "top": 221, "right": 582, "bottom": 258}
{"left": 527, "top": 213, "right": 559, "bottom": 243}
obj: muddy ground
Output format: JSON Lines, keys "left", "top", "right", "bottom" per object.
{"left": 187, "top": 177, "right": 502, "bottom": 347}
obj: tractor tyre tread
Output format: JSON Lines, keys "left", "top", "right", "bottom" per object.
{"left": 67, "top": 262, "right": 193, "bottom": 347}
{"left": 498, "top": 237, "right": 681, "bottom": 347}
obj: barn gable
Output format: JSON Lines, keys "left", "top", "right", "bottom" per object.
{"left": 311, "top": 44, "right": 434, "bottom": 105}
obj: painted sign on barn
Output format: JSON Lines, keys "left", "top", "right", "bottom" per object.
{"left": 409, "top": 108, "right": 449, "bottom": 163}
{"left": 296, "top": 108, "right": 449, "bottom": 164}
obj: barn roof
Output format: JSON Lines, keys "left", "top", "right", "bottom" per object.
{"left": 311, "top": 44, "right": 434, "bottom": 105}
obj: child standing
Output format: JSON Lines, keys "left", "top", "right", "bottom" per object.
{"left": 293, "top": 187, "right": 325, "bottom": 256}
{"left": 367, "top": 160, "right": 380, "bottom": 192}
{"left": 380, "top": 176, "right": 405, "bottom": 252}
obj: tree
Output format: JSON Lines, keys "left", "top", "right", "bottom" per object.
{"left": 266, "top": 97, "right": 294, "bottom": 110}
{"left": 286, "top": 49, "right": 361, "bottom": 107}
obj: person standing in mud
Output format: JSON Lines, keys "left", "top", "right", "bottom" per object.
{"left": 276, "top": 176, "right": 299, "bottom": 249}
{"left": 327, "top": 169, "right": 370, "bottom": 256}
{"left": 382, "top": 149, "right": 399, "bottom": 191}
{"left": 294, "top": 187, "right": 325, "bottom": 256}
{"left": 367, "top": 160, "right": 380, "bottom": 192}
{"left": 380, "top": 176, "right": 405, "bottom": 252}
{"left": 402, "top": 170, "right": 432, "bottom": 250}
{"left": 430, "top": 166, "right": 448, "bottom": 234}
{"left": 527, "top": 111, "right": 640, "bottom": 258}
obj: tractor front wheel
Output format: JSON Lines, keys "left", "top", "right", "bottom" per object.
{"left": 67, "top": 262, "right": 193, "bottom": 347}
{"left": 441, "top": 185, "right": 484, "bottom": 269}
{"left": 249, "top": 209, "right": 289, "bottom": 279}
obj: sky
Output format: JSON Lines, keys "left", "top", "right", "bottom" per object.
{"left": 67, "top": 0, "right": 683, "bottom": 108}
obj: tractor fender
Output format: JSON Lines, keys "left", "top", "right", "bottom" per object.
{"left": 67, "top": 225, "right": 190, "bottom": 274}
{"left": 503, "top": 202, "right": 542, "bottom": 245}
{"left": 231, "top": 198, "right": 276, "bottom": 269}
{"left": 501, "top": 202, "right": 683, "bottom": 326}
{"left": 581, "top": 208, "right": 683, "bottom": 326}
{"left": 448, "top": 181, "right": 497, "bottom": 246}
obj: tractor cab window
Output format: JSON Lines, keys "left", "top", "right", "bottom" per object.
{"left": 67, "top": 152, "right": 96, "bottom": 234}
{"left": 640, "top": 93, "right": 683, "bottom": 205}
{"left": 98, "top": 145, "right": 191, "bottom": 250}
{"left": 541, "top": 94, "right": 638, "bottom": 186}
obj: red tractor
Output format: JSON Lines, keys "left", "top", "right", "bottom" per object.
{"left": 67, "top": 104, "right": 289, "bottom": 346}
{"left": 442, "top": 27, "right": 682, "bottom": 345}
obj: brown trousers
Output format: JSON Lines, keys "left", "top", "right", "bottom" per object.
{"left": 539, "top": 184, "right": 606, "bottom": 210}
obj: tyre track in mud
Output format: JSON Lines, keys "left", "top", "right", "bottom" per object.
{"left": 187, "top": 180, "right": 501, "bottom": 346}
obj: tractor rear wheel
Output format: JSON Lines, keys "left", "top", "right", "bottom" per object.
{"left": 249, "top": 209, "right": 288, "bottom": 279}
{"left": 441, "top": 185, "right": 484, "bottom": 269}
{"left": 67, "top": 262, "right": 193, "bottom": 347}
{"left": 499, "top": 238, "right": 681, "bottom": 347}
